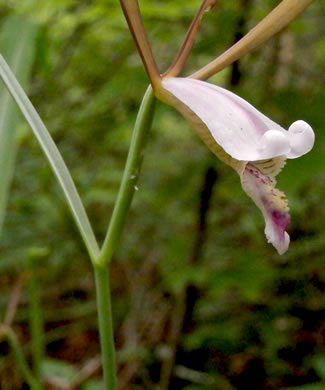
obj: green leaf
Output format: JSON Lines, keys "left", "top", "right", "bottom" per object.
{"left": 41, "top": 358, "right": 78, "bottom": 385}
{"left": 0, "top": 15, "right": 37, "bottom": 237}
{"left": 0, "top": 54, "right": 100, "bottom": 261}
{"left": 312, "top": 355, "right": 325, "bottom": 379}
{"left": 281, "top": 384, "right": 325, "bottom": 390}
{"left": 80, "top": 378, "right": 104, "bottom": 390}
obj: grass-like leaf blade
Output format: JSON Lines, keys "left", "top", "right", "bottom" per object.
{"left": 0, "top": 54, "right": 100, "bottom": 260}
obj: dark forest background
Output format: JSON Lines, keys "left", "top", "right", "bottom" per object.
{"left": 0, "top": 0, "right": 324, "bottom": 389}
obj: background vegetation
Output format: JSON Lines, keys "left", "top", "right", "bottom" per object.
{"left": 0, "top": 0, "right": 324, "bottom": 389}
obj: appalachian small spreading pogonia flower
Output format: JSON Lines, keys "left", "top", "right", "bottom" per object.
{"left": 120, "top": 0, "right": 315, "bottom": 254}
{"left": 157, "top": 77, "right": 315, "bottom": 254}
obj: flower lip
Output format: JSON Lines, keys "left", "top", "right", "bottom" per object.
{"left": 241, "top": 163, "right": 291, "bottom": 255}
{"left": 162, "top": 77, "right": 315, "bottom": 161}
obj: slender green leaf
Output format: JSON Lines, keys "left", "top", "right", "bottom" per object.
{"left": 0, "top": 325, "right": 41, "bottom": 390}
{"left": 0, "top": 54, "right": 100, "bottom": 261}
{"left": 0, "top": 15, "right": 37, "bottom": 236}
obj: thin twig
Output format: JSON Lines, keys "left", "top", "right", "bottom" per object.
{"left": 4, "top": 273, "right": 29, "bottom": 326}
{"left": 74, "top": 355, "right": 102, "bottom": 386}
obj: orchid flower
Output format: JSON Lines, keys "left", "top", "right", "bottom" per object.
{"left": 121, "top": 0, "right": 314, "bottom": 254}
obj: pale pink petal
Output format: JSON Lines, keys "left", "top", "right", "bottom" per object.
{"left": 162, "top": 77, "right": 314, "bottom": 162}
{"left": 160, "top": 77, "right": 316, "bottom": 254}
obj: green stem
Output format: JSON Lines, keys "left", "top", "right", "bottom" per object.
{"left": 92, "top": 85, "right": 156, "bottom": 389}
{"left": 27, "top": 252, "right": 45, "bottom": 384}
{"left": 97, "top": 85, "right": 156, "bottom": 267}
{"left": 0, "top": 325, "right": 41, "bottom": 390}
{"left": 94, "top": 265, "right": 116, "bottom": 390}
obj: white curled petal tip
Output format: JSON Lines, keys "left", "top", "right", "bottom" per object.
{"left": 257, "top": 129, "right": 291, "bottom": 158}
{"left": 286, "top": 120, "right": 315, "bottom": 158}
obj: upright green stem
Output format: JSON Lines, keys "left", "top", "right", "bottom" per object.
{"left": 97, "top": 85, "right": 156, "bottom": 267}
{"left": 27, "top": 252, "right": 45, "bottom": 384}
{"left": 93, "top": 85, "right": 156, "bottom": 389}
{"left": 94, "top": 265, "right": 116, "bottom": 390}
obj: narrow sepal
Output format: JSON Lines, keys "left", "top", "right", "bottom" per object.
{"left": 120, "top": 0, "right": 161, "bottom": 87}
{"left": 163, "top": 0, "right": 218, "bottom": 78}
{"left": 191, "top": 0, "right": 313, "bottom": 80}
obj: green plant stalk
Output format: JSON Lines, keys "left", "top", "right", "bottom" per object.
{"left": 92, "top": 86, "right": 156, "bottom": 390}
{"left": 27, "top": 254, "right": 44, "bottom": 384}
{"left": 0, "top": 325, "right": 41, "bottom": 390}
{"left": 94, "top": 265, "right": 116, "bottom": 389}
{"left": 97, "top": 85, "right": 156, "bottom": 267}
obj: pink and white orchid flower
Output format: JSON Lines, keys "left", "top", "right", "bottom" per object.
{"left": 157, "top": 77, "right": 314, "bottom": 254}
{"left": 121, "top": 0, "right": 315, "bottom": 254}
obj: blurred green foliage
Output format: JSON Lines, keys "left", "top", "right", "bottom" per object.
{"left": 0, "top": 0, "right": 324, "bottom": 389}
{"left": 0, "top": 15, "right": 37, "bottom": 237}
